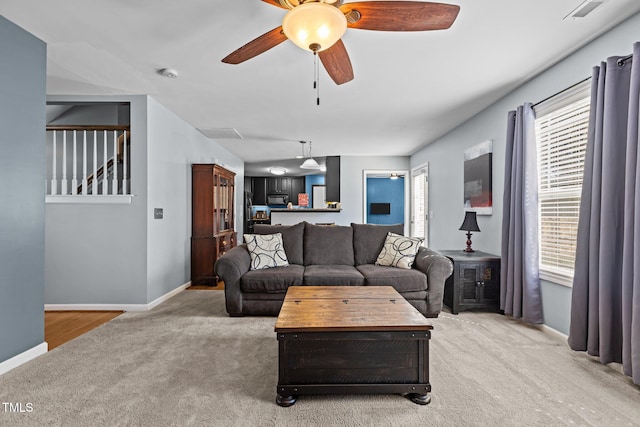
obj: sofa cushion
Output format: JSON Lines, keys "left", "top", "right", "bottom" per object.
{"left": 376, "top": 233, "right": 424, "bottom": 269}
{"left": 351, "top": 223, "right": 404, "bottom": 265}
{"left": 244, "top": 233, "right": 289, "bottom": 270}
{"left": 304, "top": 223, "right": 354, "bottom": 266}
{"left": 241, "top": 265, "right": 304, "bottom": 293}
{"left": 303, "top": 265, "right": 365, "bottom": 286}
{"left": 356, "top": 264, "right": 428, "bottom": 293}
{"left": 253, "top": 222, "right": 304, "bottom": 265}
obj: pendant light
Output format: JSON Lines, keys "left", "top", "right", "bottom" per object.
{"left": 300, "top": 141, "right": 321, "bottom": 169}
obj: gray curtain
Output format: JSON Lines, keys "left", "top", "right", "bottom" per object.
{"left": 568, "top": 42, "right": 640, "bottom": 386}
{"left": 501, "top": 103, "right": 544, "bottom": 324}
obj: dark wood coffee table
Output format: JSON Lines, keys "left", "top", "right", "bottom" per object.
{"left": 274, "top": 286, "right": 433, "bottom": 406}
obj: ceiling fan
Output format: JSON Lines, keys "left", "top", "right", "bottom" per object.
{"left": 222, "top": 0, "right": 460, "bottom": 85}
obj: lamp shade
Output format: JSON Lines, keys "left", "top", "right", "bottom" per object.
{"left": 300, "top": 157, "right": 321, "bottom": 169}
{"left": 282, "top": 2, "right": 347, "bottom": 52}
{"left": 459, "top": 211, "right": 480, "bottom": 232}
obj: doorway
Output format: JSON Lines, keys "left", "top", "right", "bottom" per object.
{"left": 362, "top": 170, "right": 410, "bottom": 235}
{"left": 312, "top": 185, "right": 326, "bottom": 209}
{"left": 411, "top": 163, "right": 429, "bottom": 244}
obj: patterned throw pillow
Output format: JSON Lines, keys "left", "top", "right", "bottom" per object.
{"left": 375, "top": 232, "right": 424, "bottom": 269}
{"left": 244, "top": 233, "right": 289, "bottom": 270}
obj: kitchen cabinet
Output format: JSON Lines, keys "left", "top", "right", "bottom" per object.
{"left": 251, "top": 177, "right": 267, "bottom": 205}
{"left": 250, "top": 176, "right": 306, "bottom": 205}
{"left": 325, "top": 156, "right": 340, "bottom": 202}
{"left": 289, "top": 177, "right": 306, "bottom": 205}
{"left": 267, "top": 177, "right": 290, "bottom": 194}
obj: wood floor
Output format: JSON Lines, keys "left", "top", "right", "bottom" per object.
{"left": 45, "top": 311, "right": 123, "bottom": 350}
{"left": 188, "top": 280, "right": 224, "bottom": 290}
{"left": 45, "top": 283, "right": 223, "bottom": 349}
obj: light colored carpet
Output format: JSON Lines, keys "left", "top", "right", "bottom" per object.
{"left": 1, "top": 290, "right": 639, "bottom": 426}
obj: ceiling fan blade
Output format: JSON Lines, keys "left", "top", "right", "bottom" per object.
{"left": 261, "top": 0, "right": 289, "bottom": 9}
{"left": 222, "top": 26, "right": 287, "bottom": 64}
{"left": 340, "top": 1, "right": 460, "bottom": 31}
{"left": 318, "top": 39, "right": 354, "bottom": 85}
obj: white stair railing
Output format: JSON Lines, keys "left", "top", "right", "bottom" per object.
{"left": 46, "top": 125, "right": 130, "bottom": 196}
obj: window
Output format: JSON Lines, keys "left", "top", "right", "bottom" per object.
{"left": 534, "top": 80, "right": 590, "bottom": 286}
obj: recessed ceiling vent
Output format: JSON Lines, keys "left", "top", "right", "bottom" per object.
{"left": 199, "top": 128, "right": 243, "bottom": 139}
{"left": 564, "top": 0, "right": 605, "bottom": 20}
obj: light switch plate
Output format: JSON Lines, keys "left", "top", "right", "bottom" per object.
{"left": 154, "top": 208, "right": 163, "bottom": 219}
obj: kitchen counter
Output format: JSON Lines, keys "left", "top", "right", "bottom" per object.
{"left": 270, "top": 208, "right": 343, "bottom": 226}
{"left": 270, "top": 208, "right": 342, "bottom": 213}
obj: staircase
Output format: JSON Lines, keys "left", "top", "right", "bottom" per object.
{"left": 46, "top": 126, "right": 130, "bottom": 196}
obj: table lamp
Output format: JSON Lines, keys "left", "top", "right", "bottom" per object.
{"left": 459, "top": 211, "right": 480, "bottom": 252}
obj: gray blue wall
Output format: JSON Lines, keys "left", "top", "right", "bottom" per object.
{"left": 45, "top": 95, "right": 149, "bottom": 305}
{"left": 410, "top": 11, "right": 640, "bottom": 335}
{"left": 339, "top": 156, "right": 410, "bottom": 225}
{"left": 146, "top": 97, "right": 244, "bottom": 302}
{"left": 0, "top": 16, "right": 46, "bottom": 362}
{"left": 44, "top": 95, "right": 244, "bottom": 305}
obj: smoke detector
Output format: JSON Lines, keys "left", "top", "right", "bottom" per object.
{"left": 157, "top": 68, "right": 179, "bottom": 78}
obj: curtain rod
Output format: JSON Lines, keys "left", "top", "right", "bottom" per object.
{"left": 617, "top": 53, "right": 633, "bottom": 66}
{"left": 533, "top": 76, "right": 591, "bottom": 108}
{"left": 533, "top": 52, "right": 633, "bottom": 107}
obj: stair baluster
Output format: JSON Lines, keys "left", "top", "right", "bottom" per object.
{"left": 81, "top": 130, "right": 88, "bottom": 195}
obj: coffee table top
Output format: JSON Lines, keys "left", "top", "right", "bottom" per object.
{"left": 275, "top": 286, "right": 433, "bottom": 332}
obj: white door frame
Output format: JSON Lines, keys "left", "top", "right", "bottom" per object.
{"left": 362, "top": 169, "right": 410, "bottom": 235}
{"left": 411, "top": 162, "right": 429, "bottom": 244}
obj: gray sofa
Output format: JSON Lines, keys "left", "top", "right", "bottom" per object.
{"left": 214, "top": 222, "right": 453, "bottom": 317}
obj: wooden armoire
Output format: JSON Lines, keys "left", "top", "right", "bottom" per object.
{"left": 191, "top": 164, "right": 236, "bottom": 285}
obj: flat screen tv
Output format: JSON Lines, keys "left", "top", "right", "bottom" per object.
{"left": 370, "top": 202, "right": 391, "bottom": 215}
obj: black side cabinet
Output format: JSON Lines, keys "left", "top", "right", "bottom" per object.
{"left": 438, "top": 250, "right": 501, "bottom": 315}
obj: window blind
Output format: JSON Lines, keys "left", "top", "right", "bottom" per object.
{"left": 535, "top": 95, "right": 590, "bottom": 285}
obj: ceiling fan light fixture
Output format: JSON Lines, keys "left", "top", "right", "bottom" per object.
{"left": 282, "top": 2, "right": 347, "bottom": 52}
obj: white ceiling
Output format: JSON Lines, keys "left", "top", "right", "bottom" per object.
{"left": 3, "top": 0, "right": 640, "bottom": 170}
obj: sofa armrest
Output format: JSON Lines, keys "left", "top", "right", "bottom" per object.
{"left": 414, "top": 247, "right": 454, "bottom": 316}
{"left": 214, "top": 244, "right": 251, "bottom": 316}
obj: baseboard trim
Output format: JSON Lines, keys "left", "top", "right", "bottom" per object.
{"left": 541, "top": 324, "right": 569, "bottom": 341}
{"left": 146, "top": 282, "right": 191, "bottom": 311}
{"left": 0, "top": 342, "right": 48, "bottom": 376}
{"left": 44, "top": 282, "right": 190, "bottom": 312}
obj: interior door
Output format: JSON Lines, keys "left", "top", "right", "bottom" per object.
{"left": 411, "top": 165, "right": 428, "bottom": 243}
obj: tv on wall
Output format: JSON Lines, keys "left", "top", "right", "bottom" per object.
{"left": 370, "top": 203, "right": 391, "bottom": 215}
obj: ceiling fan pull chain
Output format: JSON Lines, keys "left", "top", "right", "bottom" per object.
{"left": 313, "top": 51, "right": 320, "bottom": 106}
{"left": 313, "top": 51, "right": 317, "bottom": 90}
